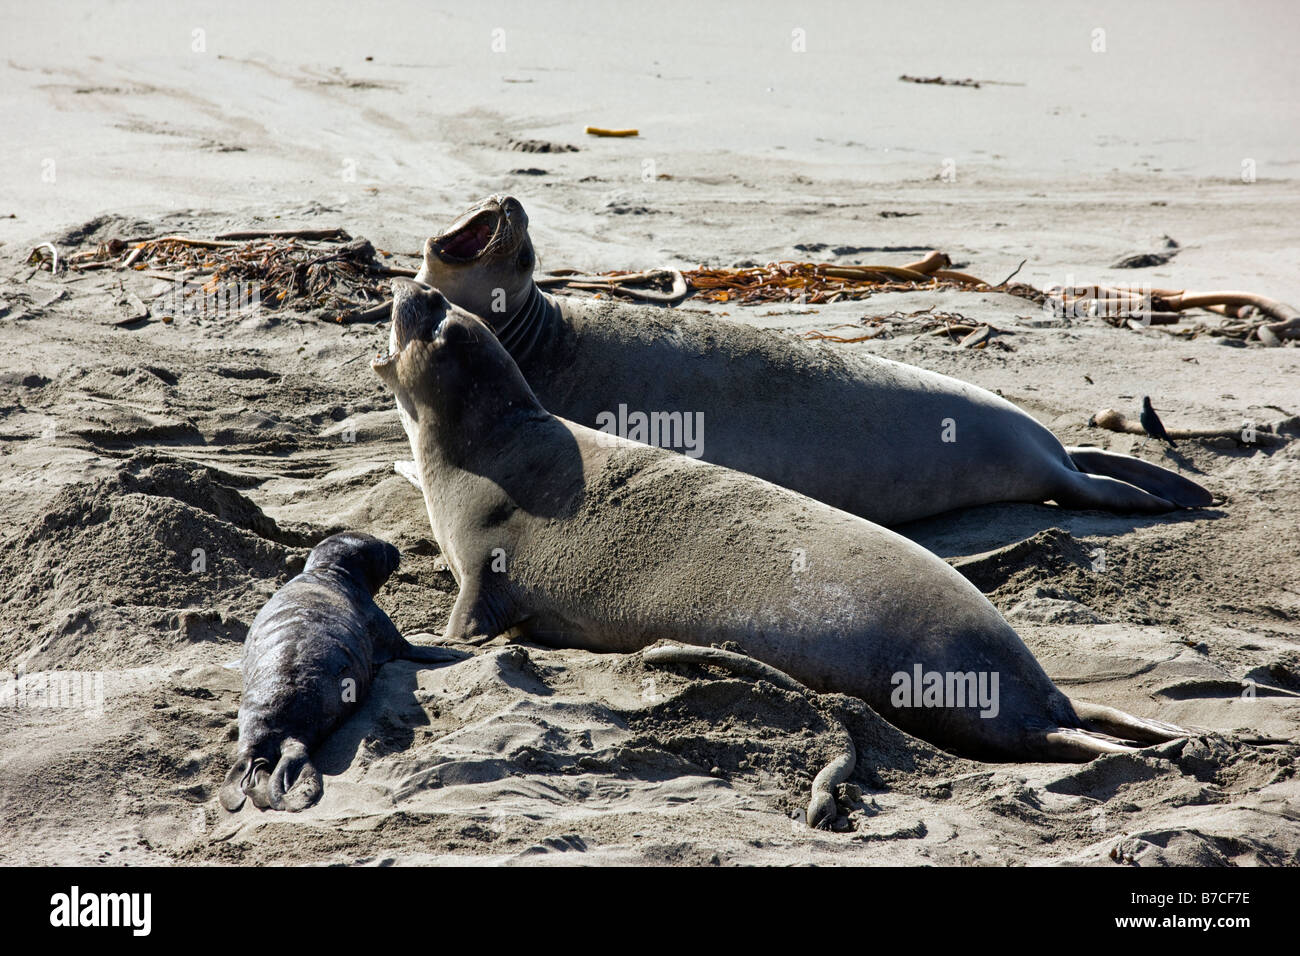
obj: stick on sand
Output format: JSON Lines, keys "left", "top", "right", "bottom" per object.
{"left": 642, "top": 642, "right": 857, "bottom": 829}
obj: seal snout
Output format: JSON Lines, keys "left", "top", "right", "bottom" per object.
{"left": 388, "top": 279, "right": 448, "bottom": 350}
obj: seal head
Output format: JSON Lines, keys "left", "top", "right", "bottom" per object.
{"left": 415, "top": 195, "right": 535, "bottom": 321}
{"left": 373, "top": 278, "right": 542, "bottom": 438}
{"left": 303, "top": 530, "right": 400, "bottom": 595}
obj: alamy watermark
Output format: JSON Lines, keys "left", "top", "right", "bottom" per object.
{"left": 0, "top": 668, "right": 104, "bottom": 717}
{"left": 158, "top": 279, "right": 261, "bottom": 321}
{"left": 49, "top": 886, "right": 150, "bottom": 936}
{"left": 890, "top": 664, "right": 1000, "bottom": 718}
{"left": 593, "top": 404, "right": 704, "bottom": 458}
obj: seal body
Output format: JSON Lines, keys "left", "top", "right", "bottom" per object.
{"left": 220, "top": 532, "right": 441, "bottom": 812}
{"left": 409, "top": 195, "right": 1210, "bottom": 525}
{"left": 373, "top": 282, "right": 1186, "bottom": 761}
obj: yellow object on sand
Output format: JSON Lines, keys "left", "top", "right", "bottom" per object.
{"left": 585, "top": 126, "right": 638, "bottom": 137}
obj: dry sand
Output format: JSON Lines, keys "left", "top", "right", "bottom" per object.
{"left": 1, "top": 1, "right": 1298, "bottom": 866}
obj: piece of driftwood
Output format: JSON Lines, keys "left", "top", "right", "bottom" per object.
{"left": 214, "top": 227, "right": 351, "bottom": 241}
{"left": 1089, "top": 407, "right": 1299, "bottom": 446}
{"left": 642, "top": 643, "right": 856, "bottom": 830}
{"left": 1048, "top": 284, "right": 1300, "bottom": 345}
{"left": 537, "top": 268, "right": 688, "bottom": 304}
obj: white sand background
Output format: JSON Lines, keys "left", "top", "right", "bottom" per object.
{"left": 0, "top": 1, "right": 1298, "bottom": 865}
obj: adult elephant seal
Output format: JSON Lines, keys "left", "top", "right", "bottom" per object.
{"left": 372, "top": 281, "right": 1187, "bottom": 761}
{"left": 403, "top": 194, "right": 1211, "bottom": 526}
{"left": 220, "top": 531, "right": 460, "bottom": 812}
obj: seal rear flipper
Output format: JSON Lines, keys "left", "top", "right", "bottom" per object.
{"left": 219, "top": 758, "right": 251, "bottom": 812}
{"left": 1070, "top": 699, "right": 1188, "bottom": 744}
{"left": 245, "top": 758, "right": 276, "bottom": 810}
{"left": 1051, "top": 470, "right": 1176, "bottom": 514}
{"left": 267, "top": 738, "right": 323, "bottom": 812}
{"left": 1034, "top": 727, "right": 1142, "bottom": 761}
{"left": 1066, "top": 447, "right": 1213, "bottom": 508}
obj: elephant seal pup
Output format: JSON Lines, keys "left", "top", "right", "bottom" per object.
{"left": 372, "top": 281, "right": 1187, "bottom": 761}
{"left": 405, "top": 194, "right": 1211, "bottom": 526}
{"left": 220, "top": 532, "right": 460, "bottom": 812}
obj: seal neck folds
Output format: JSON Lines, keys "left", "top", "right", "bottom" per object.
{"left": 491, "top": 281, "right": 561, "bottom": 366}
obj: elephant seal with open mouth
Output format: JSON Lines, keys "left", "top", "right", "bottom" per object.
{"left": 220, "top": 532, "right": 459, "bottom": 812}
{"left": 372, "top": 280, "right": 1187, "bottom": 762}
{"left": 398, "top": 195, "right": 1211, "bottom": 526}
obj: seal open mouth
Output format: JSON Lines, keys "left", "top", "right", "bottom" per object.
{"left": 429, "top": 207, "right": 502, "bottom": 263}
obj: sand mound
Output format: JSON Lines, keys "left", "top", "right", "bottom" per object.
{"left": 951, "top": 527, "right": 1095, "bottom": 593}
{"left": 0, "top": 455, "right": 303, "bottom": 671}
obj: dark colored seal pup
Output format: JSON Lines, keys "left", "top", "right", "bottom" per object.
{"left": 220, "top": 532, "right": 457, "bottom": 812}
{"left": 372, "top": 281, "right": 1188, "bottom": 762}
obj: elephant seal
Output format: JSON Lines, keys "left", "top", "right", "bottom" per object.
{"left": 220, "top": 531, "right": 459, "bottom": 812}
{"left": 371, "top": 281, "right": 1187, "bottom": 761}
{"left": 405, "top": 194, "right": 1211, "bottom": 526}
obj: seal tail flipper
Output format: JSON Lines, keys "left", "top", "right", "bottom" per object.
{"left": 219, "top": 757, "right": 250, "bottom": 812}
{"left": 1034, "top": 727, "right": 1143, "bottom": 761}
{"left": 1066, "top": 447, "right": 1213, "bottom": 508}
{"left": 266, "top": 739, "right": 322, "bottom": 812}
{"left": 244, "top": 757, "right": 275, "bottom": 810}
{"left": 1051, "top": 469, "right": 1176, "bottom": 514}
{"left": 1070, "top": 699, "right": 1188, "bottom": 744}
{"left": 394, "top": 459, "right": 422, "bottom": 491}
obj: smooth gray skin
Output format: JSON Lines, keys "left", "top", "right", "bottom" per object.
{"left": 220, "top": 532, "right": 457, "bottom": 812}
{"left": 372, "top": 282, "right": 1187, "bottom": 762}
{"left": 406, "top": 194, "right": 1212, "bottom": 526}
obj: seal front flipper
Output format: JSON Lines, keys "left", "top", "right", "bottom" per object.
{"left": 394, "top": 459, "right": 422, "bottom": 491}
{"left": 373, "top": 613, "right": 470, "bottom": 664}
{"left": 444, "top": 581, "right": 517, "bottom": 645}
{"left": 395, "top": 632, "right": 472, "bottom": 664}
